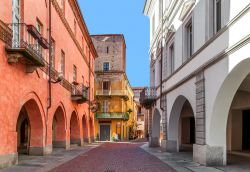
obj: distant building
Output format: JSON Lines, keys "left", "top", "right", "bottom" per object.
{"left": 92, "top": 34, "right": 136, "bottom": 141}
{"left": 133, "top": 87, "right": 149, "bottom": 139}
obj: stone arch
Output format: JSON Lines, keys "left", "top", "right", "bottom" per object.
{"left": 14, "top": 91, "right": 45, "bottom": 129}
{"left": 151, "top": 108, "right": 161, "bottom": 147}
{"left": 16, "top": 98, "right": 45, "bottom": 155}
{"left": 209, "top": 57, "right": 250, "bottom": 165}
{"left": 70, "top": 111, "right": 81, "bottom": 146}
{"left": 52, "top": 105, "right": 67, "bottom": 148}
{"left": 168, "top": 95, "right": 195, "bottom": 152}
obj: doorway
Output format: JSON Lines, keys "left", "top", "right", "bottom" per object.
{"left": 100, "top": 124, "right": 110, "bottom": 141}
{"left": 242, "top": 110, "right": 250, "bottom": 150}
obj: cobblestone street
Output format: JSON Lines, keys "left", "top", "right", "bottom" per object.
{"left": 50, "top": 142, "right": 175, "bottom": 172}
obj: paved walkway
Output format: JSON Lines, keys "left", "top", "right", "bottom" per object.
{"left": 141, "top": 143, "right": 250, "bottom": 172}
{"left": 0, "top": 144, "right": 99, "bottom": 172}
{"left": 2, "top": 142, "right": 250, "bottom": 172}
{"left": 141, "top": 144, "right": 222, "bottom": 172}
{"left": 50, "top": 142, "right": 175, "bottom": 172}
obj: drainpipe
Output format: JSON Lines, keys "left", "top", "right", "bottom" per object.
{"left": 160, "top": 0, "right": 164, "bottom": 111}
{"left": 46, "top": 0, "right": 52, "bottom": 146}
{"left": 88, "top": 44, "right": 91, "bottom": 142}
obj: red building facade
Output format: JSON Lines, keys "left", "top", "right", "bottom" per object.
{"left": 0, "top": 0, "right": 97, "bottom": 168}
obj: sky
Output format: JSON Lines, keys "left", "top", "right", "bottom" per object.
{"left": 79, "top": 0, "right": 150, "bottom": 87}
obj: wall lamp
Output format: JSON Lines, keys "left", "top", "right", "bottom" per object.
{"left": 51, "top": 73, "right": 63, "bottom": 84}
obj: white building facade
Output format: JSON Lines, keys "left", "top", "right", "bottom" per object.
{"left": 143, "top": 0, "right": 250, "bottom": 166}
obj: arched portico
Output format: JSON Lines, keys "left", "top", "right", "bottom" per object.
{"left": 52, "top": 106, "right": 67, "bottom": 149}
{"left": 16, "top": 98, "right": 45, "bottom": 156}
{"left": 70, "top": 111, "right": 81, "bottom": 146}
{"left": 167, "top": 95, "right": 195, "bottom": 152}
{"left": 208, "top": 57, "right": 250, "bottom": 165}
{"left": 82, "top": 115, "right": 89, "bottom": 143}
{"left": 150, "top": 108, "right": 161, "bottom": 147}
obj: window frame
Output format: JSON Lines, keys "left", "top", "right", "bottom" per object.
{"left": 51, "top": 38, "right": 55, "bottom": 68}
{"left": 61, "top": 50, "right": 65, "bottom": 77}
{"left": 61, "top": 0, "right": 65, "bottom": 14}
{"left": 102, "top": 100, "right": 108, "bottom": 113}
{"left": 74, "top": 19, "right": 77, "bottom": 36}
{"left": 169, "top": 42, "right": 175, "bottom": 75}
{"left": 103, "top": 62, "right": 110, "bottom": 72}
{"left": 186, "top": 20, "right": 193, "bottom": 59}
{"left": 73, "top": 65, "right": 77, "bottom": 82}
{"left": 102, "top": 81, "right": 110, "bottom": 91}
{"left": 214, "top": 0, "right": 222, "bottom": 33}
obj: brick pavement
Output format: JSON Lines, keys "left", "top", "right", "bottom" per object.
{"left": 50, "top": 142, "right": 176, "bottom": 172}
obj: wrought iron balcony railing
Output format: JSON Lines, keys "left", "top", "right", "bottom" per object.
{"left": 4, "top": 23, "right": 49, "bottom": 72}
{"left": 139, "top": 87, "right": 157, "bottom": 108}
{"left": 71, "top": 83, "right": 89, "bottom": 104}
{"left": 95, "top": 112, "right": 129, "bottom": 121}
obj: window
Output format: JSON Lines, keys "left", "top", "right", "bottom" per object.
{"left": 51, "top": 39, "right": 55, "bottom": 68}
{"left": 61, "top": 50, "right": 65, "bottom": 76}
{"left": 169, "top": 43, "right": 174, "bottom": 74}
{"left": 138, "top": 107, "right": 141, "bottom": 114}
{"left": 103, "top": 62, "right": 110, "bottom": 71}
{"left": 36, "top": 20, "right": 43, "bottom": 54}
{"left": 107, "top": 46, "right": 109, "bottom": 54}
{"left": 159, "top": 1, "right": 162, "bottom": 22}
{"left": 102, "top": 100, "right": 108, "bottom": 113}
{"left": 214, "top": 0, "right": 222, "bottom": 32}
{"left": 103, "top": 81, "right": 110, "bottom": 90}
{"left": 152, "top": 14, "right": 155, "bottom": 36}
{"left": 73, "top": 65, "right": 77, "bottom": 82}
{"left": 61, "top": 0, "right": 65, "bottom": 14}
{"left": 74, "top": 19, "right": 77, "bottom": 36}
{"left": 186, "top": 21, "right": 193, "bottom": 58}
{"left": 36, "top": 20, "right": 43, "bottom": 35}
{"left": 82, "top": 37, "right": 85, "bottom": 50}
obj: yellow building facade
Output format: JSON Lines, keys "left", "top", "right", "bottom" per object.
{"left": 91, "top": 34, "right": 136, "bottom": 141}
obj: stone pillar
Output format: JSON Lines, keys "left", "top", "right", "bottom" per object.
{"left": 193, "top": 71, "right": 224, "bottom": 166}
{"left": 53, "top": 140, "right": 70, "bottom": 149}
{"left": 29, "top": 145, "right": 52, "bottom": 156}
{"left": 160, "top": 95, "right": 167, "bottom": 150}
{"left": 148, "top": 108, "right": 154, "bottom": 146}
{"left": 195, "top": 71, "right": 206, "bottom": 145}
{"left": 193, "top": 71, "right": 206, "bottom": 164}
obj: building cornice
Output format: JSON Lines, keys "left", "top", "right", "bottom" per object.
{"left": 91, "top": 34, "right": 127, "bottom": 49}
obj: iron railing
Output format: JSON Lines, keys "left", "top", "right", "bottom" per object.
{"left": 71, "top": 84, "right": 89, "bottom": 103}
{"left": 5, "top": 23, "right": 49, "bottom": 66}
{"left": 139, "top": 87, "right": 157, "bottom": 105}
{"left": 96, "top": 89, "right": 128, "bottom": 97}
{"left": 95, "top": 112, "right": 129, "bottom": 121}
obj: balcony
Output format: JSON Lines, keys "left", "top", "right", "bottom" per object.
{"left": 4, "top": 23, "right": 49, "bottom": 73}
{"left": 95, "top": 112, "right": 129, "bottom": 121}
{"left": 139, "top": 87, "right": 157, "bottom": 109}
{"left": 96, "top": 90, "right": 129, "bottom": 100}
{"left": 71, "top": 83, "right": 89, "bottom": 104}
